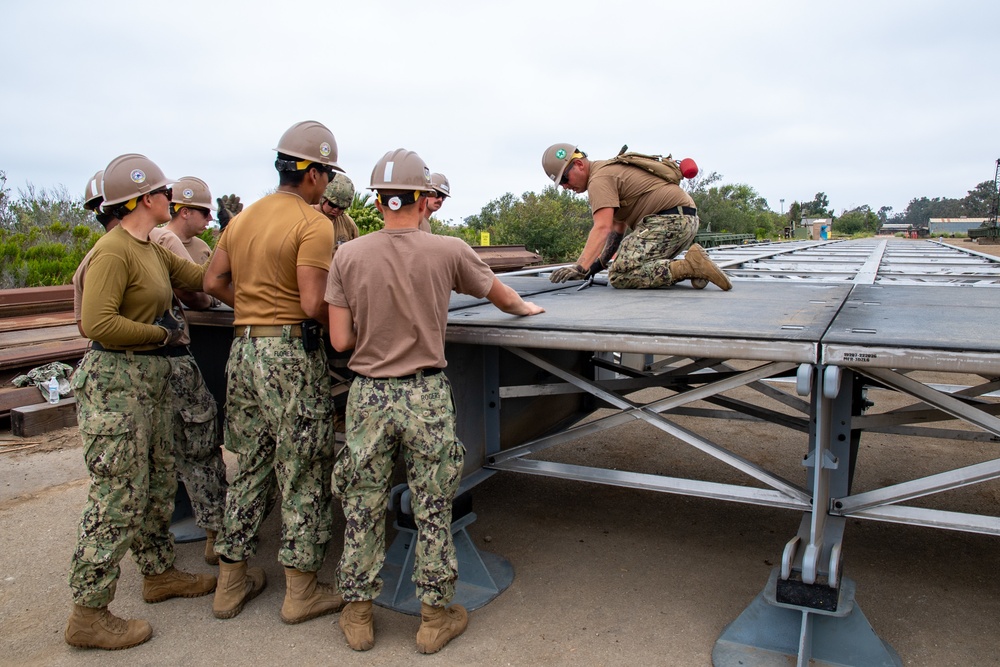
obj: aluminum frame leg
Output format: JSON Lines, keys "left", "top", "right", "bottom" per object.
{"left": 714, "top": 365, "right": 901, "bottom": 666}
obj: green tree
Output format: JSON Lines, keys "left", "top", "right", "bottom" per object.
{"left": 892, "top": 196, "right": 964, "bottom": 227}
{"left": 961, "top": 180, "right": 995, "bottom": 217}
{"left": 682, "top": 170, "right": 723, "bottom": 196}
{"left": 800, "top": 192, "right": 832, "bottom": 218}
{"left": 689, "top": 182, "right": 781, "bottom": 238}
{"left": 8, "top": 183, "right": 99, "bottom": 233}
{"left": 787, "top": 201, "right": 802, "bottom": 227}
{"left": 877, "top": 205, "right": 893, "bottom": 225}
{"left": 834, "top": 205, "right": 879, "bottom": 236}
{"left": 0, "top": 176, "right": 102, "bottom": 288}
{"left": 0, "top": 171, "right": 15, "bottom": 228}
{"left": 348, "top": 191, "right": 384, "bottom": 235}
{"left": 429, "top": 217, "right": 477, "bottom": 244}
{"left": 464, "top": 187, "right": 591, "bottom": 262}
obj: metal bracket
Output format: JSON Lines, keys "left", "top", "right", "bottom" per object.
{"left": 781, "top": 535, "right": 801, "bottom": 579}
{"left": 801, "top": 450, "right": 838, "bottom": 471}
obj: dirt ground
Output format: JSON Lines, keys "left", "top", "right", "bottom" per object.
{"left": 0, "top": 237, "right": 998, "bottom": 666}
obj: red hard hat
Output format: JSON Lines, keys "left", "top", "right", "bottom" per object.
{"left": 679, "top": 158, "right": 699, "bottom": 179}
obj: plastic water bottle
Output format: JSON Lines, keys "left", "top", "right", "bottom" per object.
{"left": 47, "top": 376, "right": 60, "bottom": 404}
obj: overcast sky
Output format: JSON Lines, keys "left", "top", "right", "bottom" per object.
{"left": 2, "top": 1, "right": 997, "bottom": 224}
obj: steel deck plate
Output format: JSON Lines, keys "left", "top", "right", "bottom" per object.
{"left": 447, "top": 276, "right": 574, "bottom": 311}
{"left": 450, "top": 280, "right": 849, "bottom": 341}
{"left": 825, "top": 285, "right": 1000, "bottom": 351}
{"left": 822, "top": 284, "right": 1000, "bottom": 373}
{"left": 446, "top": 280, "right": 850, "bottom": 362}
{"left": 448, "top": 240, "right": 1000, "bottom": 367}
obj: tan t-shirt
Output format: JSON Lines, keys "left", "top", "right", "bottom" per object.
{"left": 418, "top": 216, "right": 432, "bottom": 233}
{"left": 149, "top": 227, "right": 193, "bottom": 261}
{"left": 80, "top": 225, "right": 204, "bottom": 350}
{"left": 219, "top": 191, "right": 335, "bottom": 325}
{"left": 325, "top": 228, "right": 495, "bottom": 378}
{"left": 587, "top": 160, "right": 695, "bottom": 230}
{"left": 184, "top": 235, "right": 212, "bottom": 266}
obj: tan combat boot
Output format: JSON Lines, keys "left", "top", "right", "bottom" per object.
{"left": 415, "top": 602, "right": 468, "bottom": 654}
{"left": 213, "top": 560, "right": 267, "bottom": 619}
{"left": 204, "top": 530, "right": 219, "bottom": 566}
{"left": 339, "top": 600, "right": 375, "bottom": 651}
{"left": 142, "top": 566, "right": 216, "bottom": 603}
{"left": 669, "top": 243, "right": 733, "bottom": 290}
{"left": 280, "top": 568, "right": 345, "bottom": 624}
{"left": 64, "top": 604, "right": 153, "bottom": 650}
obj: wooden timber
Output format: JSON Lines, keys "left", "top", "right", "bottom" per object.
{"left": 0, "top": 324, "right": 81, "bottom": 347}
{"left": 0, "top": 311, "right": 76, "bottom": 334}
{"left": 0, "top": 338, "right": 88, "bottom": 372}
{"left": 0, "top": 286, "right": 87, "bottom": 373}
{"left": 11, "top": 397, "right": 78, "bottom": 437}
{"left": 473, "top": 245, "right": 542, "bottom": 273}
{"left": 0, "top": 286, "right": 74, "bottom": 317}
{"left": 0, "top": 386, "right": 45, "bottom": 417}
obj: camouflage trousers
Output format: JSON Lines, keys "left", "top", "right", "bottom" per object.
{"left": 169, "top": 354, "right": 226, "bottom": 532}
{"left": 609, "top": 213, "right": 698, "bottom": 288}
{"left": 335, "top": 373, "right": 464, "bottom": 606}
{"left": 68, "top": 350, "right": 176, "bottom": 608}
{"left": 216, "top": 330, "right": 335, "bottom": 572}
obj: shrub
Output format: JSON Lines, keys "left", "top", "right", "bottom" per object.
{"left": 0, "top": 174, "right": 105, "bottom": 287}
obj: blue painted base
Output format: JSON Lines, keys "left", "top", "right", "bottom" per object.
{"left": 375, "top": 512, "right": 514, "bottom": 616}
{"left": 714, "top": 571, "right": 901, "bottom": 667}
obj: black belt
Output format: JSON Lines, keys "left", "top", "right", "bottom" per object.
{"left": 91, "top": 341, "right": 190, "bottom": 357}
{"left": 655, "top": 206, "right": 698, "bottom": 217}
{"left": 356, "top": 367, "right": 444, "bottom": 381}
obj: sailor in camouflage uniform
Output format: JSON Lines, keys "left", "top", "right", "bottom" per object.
{"left": 325, "top": 148, "right": 544, "bottom": 654}
{"left": 312, "top": 172, "right": 360, "bottom": 435}
{"left": 66, "top": 155, "right": 216, "bottom": 651}
{"left": 204, "top": 121, "right": 344, "bottom": 624}
{"left": 152, "top": 176, "right": 230, "bottom": 566}
{"left": 313, "top": 172, "right": 360, "bottom": 254}
{"left": 542, "top": 143, "right": 732, "bottom": 291}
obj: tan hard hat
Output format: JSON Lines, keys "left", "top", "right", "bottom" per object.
{"left": 369, "top": 149, "right": 433, "bottom": 192}
{"left": 101, "top": 154, "right": 173, "bottom": 208}
{"left": 171, "top": 176, "right": 217, "bottom": 211}
{"left": 542, "top": 143, "right": 579, "bottom": 184}
{"left": 429, "top": 172, "right": 451, "bottom": 198}
{"left": 83, "top": 170, "right": 104, "bottom": 211}
{"left": 323, "top": 173, "right": 355, "bottom": 209}
{"left": 274, "top": 120, "right": 344, "bottom": 171}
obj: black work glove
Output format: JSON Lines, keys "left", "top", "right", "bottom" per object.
{"left": 585, "top": 258, "right": 606, "bottom": 278}
{"left": 216, "top": 194, "right": 243, "bottom": 230}
{"left": 550, "top": 264, "right": 587, "bottom": 283}
{"left": 154, "top": 308, "right": 187, "bottom": 346}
